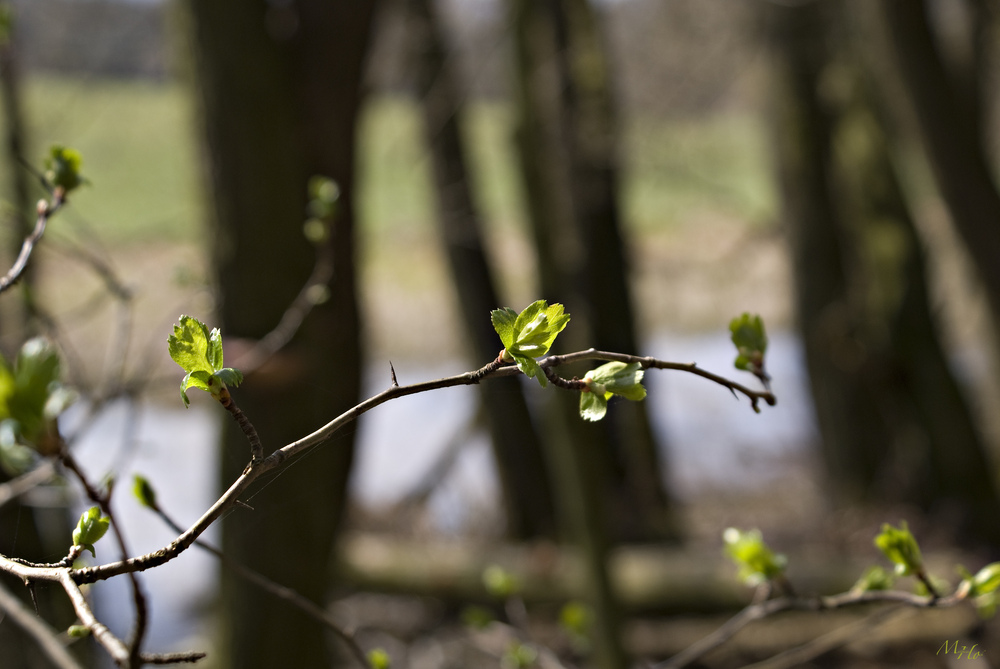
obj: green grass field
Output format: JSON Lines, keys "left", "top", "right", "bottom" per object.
{"left": 0, "top": 74, "right": 776, "bottom": 247}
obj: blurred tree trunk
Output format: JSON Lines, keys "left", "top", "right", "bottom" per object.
{"left": 0, "top": 2, "right": 33, "bottom": 347}
{"left": 506, "top": 0, "right": 660, "bottom": 666}
{"left": 405, "top": 0, "right": 557, "bottom": 539}
{"left": 0, "top": 6, "right": 83, "bottom": 666}
{"left": 768, "top": 1, "right": 1000, "bottom": 543}
{"left": 878, "top": 0, "right": 1000, "bottom": 325}
{"left": 768, "top": 0, "right": 891, "bottom": 503}
{"left": 183, "top": 1, "right": 374, "bottom": 667}
{"left": 509, "top": 0, "right": 673, "bottom": 543}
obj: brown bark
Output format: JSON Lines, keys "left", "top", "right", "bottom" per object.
{"left": 880, "top": 0, "right": 1000, "bottom": 325}
{"left": 182, "top": 1, "right": 374, "bottom": 666}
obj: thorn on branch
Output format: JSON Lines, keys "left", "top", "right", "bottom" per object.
{"left": 389, "top": 361, "right": 398, "bottom": 387}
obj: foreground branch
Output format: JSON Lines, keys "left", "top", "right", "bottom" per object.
{"left": 0, "top": 189, "right": 64, "bottom": 295}
{"left": 42, "top": 349, "right": 773, "bottom": 587}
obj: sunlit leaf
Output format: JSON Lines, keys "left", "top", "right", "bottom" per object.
{"left": 44, "top": 145, "right": 86, "bottom": 193}
{"left": 490, "top": 301, "right": 570, "bottom": 387}
{"left": 579, "top": 361, "right": 646, "bottom": 421}
{"left": 874, "top": 521, "right": 923, "bottom": 577}
{"left": 72, "top": 506, "right": 110, "bottom": 558}
{"left": 168, "top": 315, "right": 242, "bottom": 407}
{"left": 723, "top": 527, "right": 786, "bottom": 586}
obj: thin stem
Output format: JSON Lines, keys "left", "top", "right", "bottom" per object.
{"left": 654, "top": 589, "right": 962, "bottom": 669}
{"left": 67, "top": 348, "right": 773, "bottom": 586}
{"left": 0, "top": 577, "right": 84, "bottom": 669}
{"left": 0, "top": 188, "right": 64, "bottom": 295}
{"left": 218, "top": 387, "right": 263, "bottom": 463}
{"left": 152, "top": 505, "right": 369, "bottom": 667}
{"left": 60, "top": 448, "right": 149, "bottom": 667}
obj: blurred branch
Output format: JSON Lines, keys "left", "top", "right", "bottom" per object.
{"left": 0, "top": 576, "right": 83, "bottom": 669}
{"left": 0, "top": 460, "right": 55, "bottom": 510}
{"left": 0, "top": 189, "right": 64, "bottom": 295}
{"left": 150, "top": 503, "right": 369, "bottom": 667}
{"left": 655, "top": 589, "right": 964, "bottom": 669}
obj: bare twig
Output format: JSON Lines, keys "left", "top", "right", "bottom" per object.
{"left": 0, "top": 460, "right": 56, "bottom": 510}
{"left": 229, "top": 244, "right": 334, "bottom": 376}
{"left": 0, "top": 577, "right": 84, "bottom": 669}
{"left": 654, "top": 589, "right": 963, "bottom": 669}
{"left": 59, "top": 448, "right": 149, "bottom": 667}
{"left": 56, "top": 349, "right": 772, "bottom": 587}
{"left": 218, "top": 387, "right": 263, "bottom": 464}
{"left": 151, "top": 505, "right": 369, "bottom": 667}
{"left": 0, "top": 189, "right": 64, "bottom": 295}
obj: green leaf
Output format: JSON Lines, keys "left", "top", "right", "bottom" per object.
{"left": 367, "top": 648, "right": 391, "bottom": 669}
{"left": 213, "top": 368, "right": 244, "bottom": 388}
{"left": 43, "top": 145, "right": 85, "bottom": 193}
{"left": 579, "top": 390, "right": 608, "bottom": 421}
{"left": 723, "top": 527, "right": 787, "bottom": 586}
{"left": 168, "top": 316, "right": 241, "bottom": 406}
{"left": 67, "top": 625, "right": 91, "bottom": 639}
{"left": 0, "top": 339, "right": 74, "bottom": 453}
{"left": 482, "top": 564, "right": 520, "bottom": 598}
{"left": 307, "top": 175, "right": 340, "bottom": 220}
{"left": 490, "top": 307, "right": 518, "bottom": 351}
{"left": 971, "top": 562, "right": 1000, "bottom": 596}
{"left": 959, "top": 562, "right": 1000, "bottom": 617}
{"left": 132, "top": 475, "right": 158, "bottom": 510}
{"left": 511, "top": 300, "right": 570, "bottom": 357}
{"left": 874, "top": 521, "right": 923, "bottom": 577}
{"left": 729, "top": 313, "right": 768, "bottom": 374}
{"left": 490, "top": 301, "right": 570, "bottom": 387}
{"left": 559, "top": 601, "right": 591, "bottom": 638}
{"left": 72, "top": 506, "right": 110, "bottom": 558}
{"left": 579, "top": 361, "right": 646, "bottom": 421}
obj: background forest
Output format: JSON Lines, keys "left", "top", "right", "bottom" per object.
{"left": 1, "top": 0, "right": 999, "bottom": 667}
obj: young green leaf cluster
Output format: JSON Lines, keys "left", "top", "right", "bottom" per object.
{"left": 491, "top": 300, "right": 570, "bottom": 387}
{"left": 874, "top": 521, "right": 923, "bottom": 577}
{"left": 44, "top": 145, "right": 86, "bottom": 194}
{"left": 490, "top": 301, "right": 654, "bottom": 421}
{"left": 0, "top": 338, "right": 75, "bottom": 470}
{"left": 723, "top": 527, "right": 787, "bottom": 586}
{"left": 168, "top": 315, "right": 244, "bottom": 407}
{"left": 959, "top": 562, "right": 1000, "bottom": 617}
{"left": 303, "top": 175, "right": 340, "bottom": 245}
{"left": 580, "top": 361, "right": 646, "bottom": 421}
{"left": 73, "top": 506, "right": 110, "bottom": 558}
{"left": 729, "top": 312, "right": 768, "bottom": 379}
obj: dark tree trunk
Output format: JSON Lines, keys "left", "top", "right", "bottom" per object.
{"left": 405, "top": 0, "right": 557, "bottom": 539}
{"left": 508, "top": 0, "right": 673, "bottom": 544}
{"left": 768, "top": 0, "right": 892, "bottom": 502}
{"left": 183, "top": 1, "right": 374, "bottom": 666}
{"left": 0, "top": 2, "right": 33, "bottom": 347}
{"left": 769, "top": 0, "right": 1000, "bottom": 544}
{"left": 880, "top": 0, "right": 1000, "bottom": 325}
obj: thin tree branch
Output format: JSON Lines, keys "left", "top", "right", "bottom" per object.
{"left": 52, "top": 349, "right": 773, "bottom": 586}
{"left": 151, "top": 505, "right": 369, "bottom": 667}
{"left": 0, "top": 577, "right": 84, "bottom": 669}
{"left": 0, "top": 189, "right": 64, "bottom": 295}
{"left": 0, "top": 460, "right": 56, "bottom": 510}
{"left": 59, "top": 448, "right": 149, "bottom": 667}
{"left": 654, "top": 589, "right": 963, "bottom": 669}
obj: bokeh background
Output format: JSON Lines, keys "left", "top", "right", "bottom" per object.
{"left": 1, "top": 0, "right": 999, "bottom": 667}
